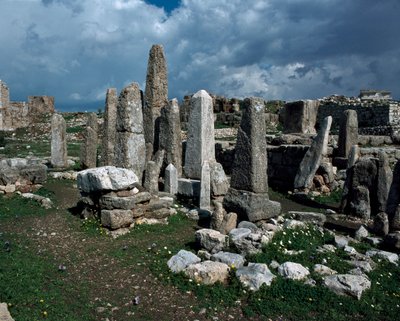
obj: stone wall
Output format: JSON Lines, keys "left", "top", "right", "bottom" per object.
{"left": 317, "top": 103, "right": 400, "bottom": 133}
{"left": 0, "top": 80, "right": 54, "bottom": 130}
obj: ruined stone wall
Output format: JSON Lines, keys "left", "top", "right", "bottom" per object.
{"left": 8, "top": 102, "right": 29, "bottom": 128}
{"left": 28, "top": 96, "right": 55, "bottom": 122}
{"left": 0, "top": 81, "right": 10, "bottom": 130}
{"left": 316, "top": 104, "right": 400, "bottom": 133}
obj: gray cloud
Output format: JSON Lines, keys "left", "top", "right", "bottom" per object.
{"left": 0, "top": 0, "right": 399, "bottom": 111}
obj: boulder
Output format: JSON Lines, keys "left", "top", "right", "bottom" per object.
{"left": 195, "top": 229, "right": 227, "bottom": 254}
{"left": 323, "top": 274, "right": 371, "bottom": 300}
{"left": 77, "top": 166, "right": 138, "bottom": 193}
{"left": 167, "top": 250, "right": 201, "bottom": 273}
{"left": 0, "top": 303, "right": 15, "bottom": 321}
{"left": 366, "top": 249, "right": 399, "bottom": 264}
{"left": 101, "top": 209, "right": 134, "bottom": 229}
{"left": 236, "top": 263, "right": 276, "bottom": 291}
{"left": 278, "top": 262, "right": 310, "bottom": 280}
{"left": 211, "top": 251, "right": 245, "bottom": 268}
{"left": 287, "top": 211, "right": 326, "bottom": 226}
{"left": 184, "top": 261, "right": 230, "bottom": 285}
{"left": 313, "top": 264, "right": 337, "bottom": 276}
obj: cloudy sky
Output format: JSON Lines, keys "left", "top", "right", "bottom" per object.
{"left": 0, "top": 0, "right": 399, "bottom": 111}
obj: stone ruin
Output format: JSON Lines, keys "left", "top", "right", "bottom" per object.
{"left": 0, "top": 80, "right": 55, "bottom": 131}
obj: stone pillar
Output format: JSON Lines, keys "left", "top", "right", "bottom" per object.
{"left": 101, "top": 88, "right": 117, "bottom": 166}
{"left": 114, "top": 83, "right": 146, "bottom": 182}
{"left": 184, "top": 90, "right": 215, "bottom": 179}
{"left": 0, "top": 80, "right": 10, "bottom": 130}
{"left": 164, "top": 163, "right": 178, "bottom": 195}
{"left": 347, "top": 145, "right": 360, "bottom": 168}
{"left": 159, "top": 98, "right": 182, "bottom": 176}
{"left": 223, "top": 97, "right": 281, "bottom": 222}
{"left": 281, "top": 100, "right": 319, "bottom": 134}
{"left": 200, "top": 161, "right": 211, "bottom": 210}
{"left": 51, "top": 113, "right": 68, "bottom": 168}
{"left": 377, "top": 151, "right": 393, "bottom": 213}
{"left": 338, "top": 109, "right": 358, "bottom": 158}
{"left": 80, "top": 113, "right": 98, "bottom": 169}
{"left": 143, "top": 149, "right": 165, "bottom": 194}
{"left": 294, "top": 116, "right": 332, "bottom": 191}
{"left": 143, "top": 44, "right": 168, "bottom": 157}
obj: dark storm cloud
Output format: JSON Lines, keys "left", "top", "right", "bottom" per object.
{"left": 0, "top": 0, "right": 399, "bottom": 110}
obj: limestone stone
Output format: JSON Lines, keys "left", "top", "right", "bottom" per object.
{"left": 134, "top": 191, "right": 152, "bottom": 204}
{"left": 143, "top": 44, "right": 168, "bottom": 155}
{"left": 159, "top": 98, "right": 182, "bottom": 175}
{"left": 80, "top": 112, "right": 98, "bottom": 169}
{"left": 114, "top": 83, "right": 146, "bottom": 181}
{"left": 167, "top": 250, "right": 201, "bottom": 273}
{"left": 229, "top": 228, "right": 263, "bottom": 256}
{"left": 199, "top": 161, "right": 211, "bottom": 210}
{"left": 211, "top": 251, "right": 245, "bottom": 268}
{"left": 383, "top": 232, "right": 400, "bottom": 251}
{"left": 210, "top": 162, "right": 229, "bottom": 196}
{"left": 223, "top": 188, "right": 281, "bottom": 222}
{"left": 101, "top": 88, "right": 117, "bottom": 166}
{"left": 195, "top": 228, "right": 227, "bottom": 254}
{"left": 101, "top": 209, "right": 134, "bottom": 229}
{"left": 347, "top": 145, "right": 360, "bottom": 168}
{"left": 277, "top": 262, "right": 310, "bottom": 280}
{"left": 366, "top": 249, "right": 399, "bottom": 264}
{"left": 355, "top": 226, "right": 369, "bottom": 240}
{"left": 313, "top": 264, "right": 337, "bottom": 276}
{"left": 236, "top": 263, "right": 276, "bottom": 291}
{"left": 373, "top": 212, "right": 389, "bottom": 236}
{"left": 184, "top": 90, "right": 215, "bottom": 179}
{"left": 294, "top": 116, "right": 332, "bottom": 190}
{"left": 338, "top": 110, "right": 358, "bottom": 158}
{"left": 282, "top": 100, "right": 319, "bottom": 134}
{"left": 184, "top": 260, "right": 230, "bottom": 285}
{"left": 164, "top": 163, "right": 178, "bottom": 194}
{"left": 210, "top": 201, "right": 237, "bottom": 234}
{"left": 0, "top": 302, "right": 15, "bottom": 321}
{"left": 349, "top": 185, "right": 371, "bottom": 219}
{"left": 77, "top": 166, "right": 139, "bottom": 193}
{"left": 99, "top": 196, "right": 136, "bottom": 210}
{"left": 287, "top": 211, "right": 326, "bottom": 226}
{"left": 377, "top": 151, "right": 392, "bottom": 213}
{"left": 50, "top": 113, "right": 68, "bottom": 168}
{"left": 323, "top": 274, "right": 371, "bottom": 300}
{"left": 178, "top": 178, "right": 201, "bottom": 198}
{"left": 230, "top": 97, "right": 268, "bottom": 193}
{"left": 143, "top": 161, "right": 159, "bottom": 194}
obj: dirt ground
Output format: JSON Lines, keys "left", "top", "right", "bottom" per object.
{"left": 1, "top": 181, "right": 272, "bottom": 321}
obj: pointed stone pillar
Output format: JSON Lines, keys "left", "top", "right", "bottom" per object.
{"left": 184, "top": 90, "right": 215, "bottom": 179}
{"left": 143, "top": 44, "right": 168, "bottom": 157}
{"left": 338, "top": 109, "right": 358, "bottom": 158}
{"left": 101, "top": 88, "right": 117, "bottom": 166}
{"left": 164, "top": 163, "right": 178, "bottom": 195}
{"left": 223, "top": 97, "right": 281, "bottom": 222}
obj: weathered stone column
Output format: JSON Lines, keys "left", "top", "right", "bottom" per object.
{"left": 294, "top": 116, "right": 332, "bottom": 191}
{"left": 184, "top": 90, "right": 215, "bottom": 179}
{"left": 199, "top": 161, "right": 211, "bottom": 210}
{"left": 51, "top": 113, "right": 68, "bottom": 168}
{"left": 114, "top": 83, "right": 146, "bottom": 182}
{"left": 101, "top": 88, "right": 117, "bottom": 166}
{"left": 164, "top": 163, "right": 178, "bottom": 195}
{"left": 281, "top": 100, "right": 319, "bottom": 134}
{"left": 338, "top": 109, "right": 358, "bottom": 158}
{"left": 377, "top": 151, "right": 392, "bottom": 213}
{"left": 159, "top": 98, "right": 182, "bottom": 175}
{"left": 80, "top": 113, "right": 98, "bottom": 169}
{"left": 143, "top": 44, "right": 168, "bottom": 157}
{"left": 223, "top": 97, "right": 281, "bottom": 222}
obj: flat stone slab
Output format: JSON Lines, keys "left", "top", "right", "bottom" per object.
{"left": 288, "top": 211, "right": 326, "bottom": 226}
{"left": 366, "top": 250, "right": 399, "bottom": 264}
{"left": 100, "top": 196, "right": 136, "bottom": 210}
{"left": 236, "top": 263, "right": 276, "bottom": 291}
{"left": 101, "top": 209, "right": 134, "bottom": 230}
{"left": 223, "top": 188, "right": 281, "bottom": 222}
{"left": 178, "top": 178, "right": 201, "bottom": 198}
{"left": 78, "top": 166, "right": 138, "bottom": 193}
{"left": 323, "top": 274, "right": 371, "bottom": 300}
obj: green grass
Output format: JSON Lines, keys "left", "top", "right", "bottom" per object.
{"left": 0, "top": 194, "right": 49, "bottom": 220}
{"left": 0, "top": 235, "right": 94, "bottom": 321}
{"left": 314, "top": 189, "right": 343, "bottom": 205}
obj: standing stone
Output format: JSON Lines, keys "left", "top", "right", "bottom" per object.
{"left": 338, "top": 110, "right": 358, "bottom": 158}
{"left": 143, "top": 44, "right": 168, "bottom": 157}
{"left": 51, "top": 113, "right": 68, "bottom": 168}
{"left": 348, "top": 145, "right": 360, "bottom": 168}
{"left": 223, "top": 97, "right": 281, "bottom": 222}
{"left": 184, "top": 90, "right": 215, "bottom": 179}
{"left": 164, "top": 163, "right": 178, "bottom": 195}
{"left": 281, "top": 100, "right": 319, "bottom": 134}
{"left": 114, "top": 83, "right": 146, "bottom": 182}
{"left": 377, "top": 151, "right": 393, "bottom": 213}
{"left": 101, "top": 88, "right": 117, "bottom": 166}
{"left": 80, "top": 113, "right": 98, "bottom": 169}
{"left": 294, "top": 116, "right": 332, "bottom": 190}
{"left": 200, "top": 161, "right": 211, "bottom": 210}
{"left": 373, "top": 212, "right": 389, "bottom": 236}
{"left": 143, "top": 150, "right": 165, "bottom": 194}
{"left": 386, "top": 160, "right": 400, "bottom": 230}
{"left": 159, "top": 98, "right": 182, "bottom": 175}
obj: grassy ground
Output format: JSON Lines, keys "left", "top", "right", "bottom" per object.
{"left": 1, "top": 180, "right": 400, "bottom": 320}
